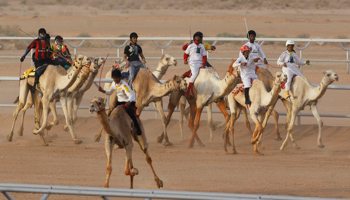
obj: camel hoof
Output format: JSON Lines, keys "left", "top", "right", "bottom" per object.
{"left": 163, "top": 141, "right": 173, "bottom": 146}
{"left": 73, "top": 139, "right": 83, "bottom": 144}
{"left": 7, "top": 135, "right": 12, "bottom": 142}
{"left": 94, "top": 134, "right": 101, "bottom": 142}
{"left": 63, "top": 125, "right": 69, "bottom": 132}
{"left": 157, "top": 136, "right": 164, "bottom": 143}
{"left": 198, "top": 143, "right": 205, "bottom": 147}
{"left": 32, "top": 129, "right": 39, "bottom": 135}
{"left": 104, "top": 184, "right": 109, "bottom": 188}
{"left": 280, "top": 146, "right": 286, "bottom": 151}
{"left": 250, "top": 138, "right": 258, "bottom": 145}
{"left": 318, "top": 144, "right": 325, "bottom": 148}
{"left": 17, "top": 130, "right": 23, "bottom": 136}
{"left": 42, "top": 143, "right": 49, "bottom": 146}
{"left": 254, "top": 152, "right": 264, "bottom": 156}
{"left": 275, "top": 137, "right": 282, "bottom": 141}
{"left": 131, "top": 168, "right": 138, "bottom": 175}
{"left": 46, "top": 125, "right": 52, "bottom": 130}
{"left": 293, "top": 145, "right": 301, "bottom": 149}
{"left": 156, "top": 179, "right": 163, "bottom": 188}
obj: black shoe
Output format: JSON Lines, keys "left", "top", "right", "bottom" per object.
{"left": 137, "top": 129, "right": 142, "bottom": 135}
{"left": 31, "top": 84, "right": 36, "bottom": 93}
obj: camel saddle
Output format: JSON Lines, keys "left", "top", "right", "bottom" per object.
{"left": 20, "top": 64, "right": 49, "bottom": 80}
{"left": 281, "top": 74, "right": 297, "bottom": 89}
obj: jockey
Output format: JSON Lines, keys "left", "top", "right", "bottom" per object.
{"left": 182, "top": 38, "right": 215, "bottom": 67}
{"left": 183, "top": 31, "right": 207, "bottom": 98}
{"left": 20, "top": 28, "right": 53, "bottom": 93}
{"left": 98, "top": 69, "right": 142, "bottom": 135}
{"left": 277, "top": 40, "right": 310, "bottom": 99}
{"left": 51, "top": 35, "right": 72, "bottom": 70}
{"left": 123, "top": 32, "right": 146, "bottom": 89}
{"left": 233, "top": 45, "right": 261, "bottom": 107}
{"left": 239, "top": 30, "right": 268, "bottom": 69}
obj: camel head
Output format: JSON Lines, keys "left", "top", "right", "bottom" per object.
{"left": 323, "top": 70, "right": 339, "bottom": 84}
{"left": 228, "top": 59, "right": 239, "bottom": 77}
{"left": 90, "top": 57, "right": 105, "bottom": 73}
{"left": 168, "top": 75, "right": 187, "bottom": 91}
{"left": 72, "top": 54, "right": 85, "bottom": 69}
{"left": 89, "top": 96, "right": 106, "bottom": 113}
{"left": 274, "top": 72, "right": 287, "bottom": 85}
{"left": 160, "top": 54, "right": 177, "bottom": 67}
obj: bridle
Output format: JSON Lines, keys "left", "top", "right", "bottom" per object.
{"left": 92, "top": 100, "right": 105, "bottom": 114}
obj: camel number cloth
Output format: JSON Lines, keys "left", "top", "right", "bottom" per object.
{"left": 20, "top": 67, "right": 36, "bottom": 80}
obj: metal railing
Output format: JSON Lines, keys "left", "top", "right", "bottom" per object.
{"left": 0, "top": 183, "right": 344, "bottom": 200}
{"left": 1, "top": 77, "right": 349, "bottom": 126}
{"left": 1, "top": 36, "right": 350, "bottom": 73}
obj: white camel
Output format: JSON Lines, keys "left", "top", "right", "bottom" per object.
{"left": 168, "top": 61, "right": 239, "bottom": 148}
{"left": 277, "top": 70, "right": 339, "bottom": 150}
{"left": 90, "top": 96, "right": 163, "bottom": 189}
{"left": 7, "top": 54, "right": 91, "bottom": 145}
{"left": 224, "top": 72, "right": 287, "bottom": 155}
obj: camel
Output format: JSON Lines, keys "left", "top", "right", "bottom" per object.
{"left": 159, "top": 66, "right": 222, "bottom": 143}
{"left": 14, "top": 56, "right": 101, "bottom": 137}
{"left": 276, "top": 70, "right": 339, "bottom": 150}
{"left": 89, "top": 97, "right": 163, "bottom": 189}
{"left": 7, "top": 54, "right": 91, "bottom": 145}
{"left": 160, "top": 61, "right": 239, "bottom": 148}
{"left": 94, "top": 54, "right": 184, "bottom": 146}
{"left": 224, "top": 72, "right": 287, "bottom": 155}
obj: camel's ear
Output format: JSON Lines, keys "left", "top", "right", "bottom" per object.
{"left": 322, "top": 71, "right": 327, "bottom": 75}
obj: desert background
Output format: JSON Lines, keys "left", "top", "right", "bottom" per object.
{"left": 0, "top": 0, "right": 350, "bottom": 199}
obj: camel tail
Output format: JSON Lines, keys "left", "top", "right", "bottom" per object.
{"left": 13, "top": 96, "right": 19, "bottom": 104}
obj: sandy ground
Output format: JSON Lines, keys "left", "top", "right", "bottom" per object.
{"left": 0, "top": 1, "right": 350, "bottom": 199}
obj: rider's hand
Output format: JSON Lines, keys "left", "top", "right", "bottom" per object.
{"left": 211, "top": 46, "right": 216, "bottom": 51}
{"left": 253, "top": 57, "right": 261, "bottom": 62}
{"left": 20, "top": 56, "right": 25, "bottom": 62}
{"left": 264, "top": 58, "right": 268, "bottom": 64}
{"left": 125, "top": 61, "right": 130, "bottom": 66}
{"left": 184, "top": 61, "right": 188, "bottom": 64}
{"left": 306, "top": 60, "right": 310, "bottom": 65}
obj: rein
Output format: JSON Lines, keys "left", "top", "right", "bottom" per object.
{"left": 99, "top": 53, "right": 109, "bottom": 87}
{"left": 19, "top": 62, "right": 22, "bottom": 86}
{"left": 93, "top": 101, "right": 105, "bottom": 114}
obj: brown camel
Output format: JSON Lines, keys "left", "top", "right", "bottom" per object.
{"left": 89, "top": 97, "right": 163, "bottom": 189}
{"left": 7, "top": 54, "right": 91, "bottom": 145}
{"left": 224, "top": 72, "right": 287, "bottom": 155}
{"left": 94, "top": 55, "right": 185, "bottom": 146}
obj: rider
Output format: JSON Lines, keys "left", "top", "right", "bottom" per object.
{"left": 182, "top": 37, "right": 215, "bottom": 67}
{"left": 240, "top": 30, "right": 268, "bottom": 69}
{"left": 233, "top": 45, "right": 261, "bottom": 108}
{"left": 98, "top": 69, "right": 142, "bottom": 135}
{"left": 51, "top": 35, "right": 72, "bottom": 70}
{"left": 20, "top": 28, "right": 53, "bottom": 93}
{"left": 277, "top": 40, "right": 310, "bottom": 99}
{"left": 183, "top": 31, "right": 207, "bottom": 98}
{"left": 123, "top": 32, "right": 146, "bottom": 89}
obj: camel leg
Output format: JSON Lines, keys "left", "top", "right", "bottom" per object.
{"left": 46, "top": 101, "right": 58, "bottom": 131}
{"left": 17, "top": 93, "right": 34, "bottom": 136}
{"left": 8, "top": 81, "right": 30, "bottom": 142}
{"left": 59, "top": 95, "right": 82, "bottom": 144}
{"left": 242, "top": 107, "right": 253, "bottom": 135}
{"left": 32, "top": 97, "right": 49, "bottom": 146}
{"left": 104, "top": 135, "right": 115, "bottom": 188}
{"left": 207, "top": 104, "right": 214, "bottom": 142}
{"left": 155, "top": 100, "right": 172, "bottom": 146}
{"left": 192, "top": 107, "right": 205, "bottom": 147}
{"left": 310, "top": 104, "right": 324, "bottom": 148}
{"left": 280, "top": 108, "right": 300, "bottom": 151}
{"left": 124, "top": 145, "right": 138, "bottom": 189}
{"left": 249, "top": 112, "right": 264, "bottom": 145}
{"left": 216, "top": 100, "right": 231, "bottom": 145}
{"left": 134, "top": 121, "right": 163, "bottom": 188}
{"left": 187, "top": 100, "right": 197, "bottom": 148}
{"left": 179, "top": 95, "right": 187, "bottom": 140}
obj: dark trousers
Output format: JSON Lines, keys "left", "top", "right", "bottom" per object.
{"left": 115, "top": 101, "right": 142, "bottom": 135}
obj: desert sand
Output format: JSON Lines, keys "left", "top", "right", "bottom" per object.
{"left": 0, "top": 1, "right": 350, "bottom": 199}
